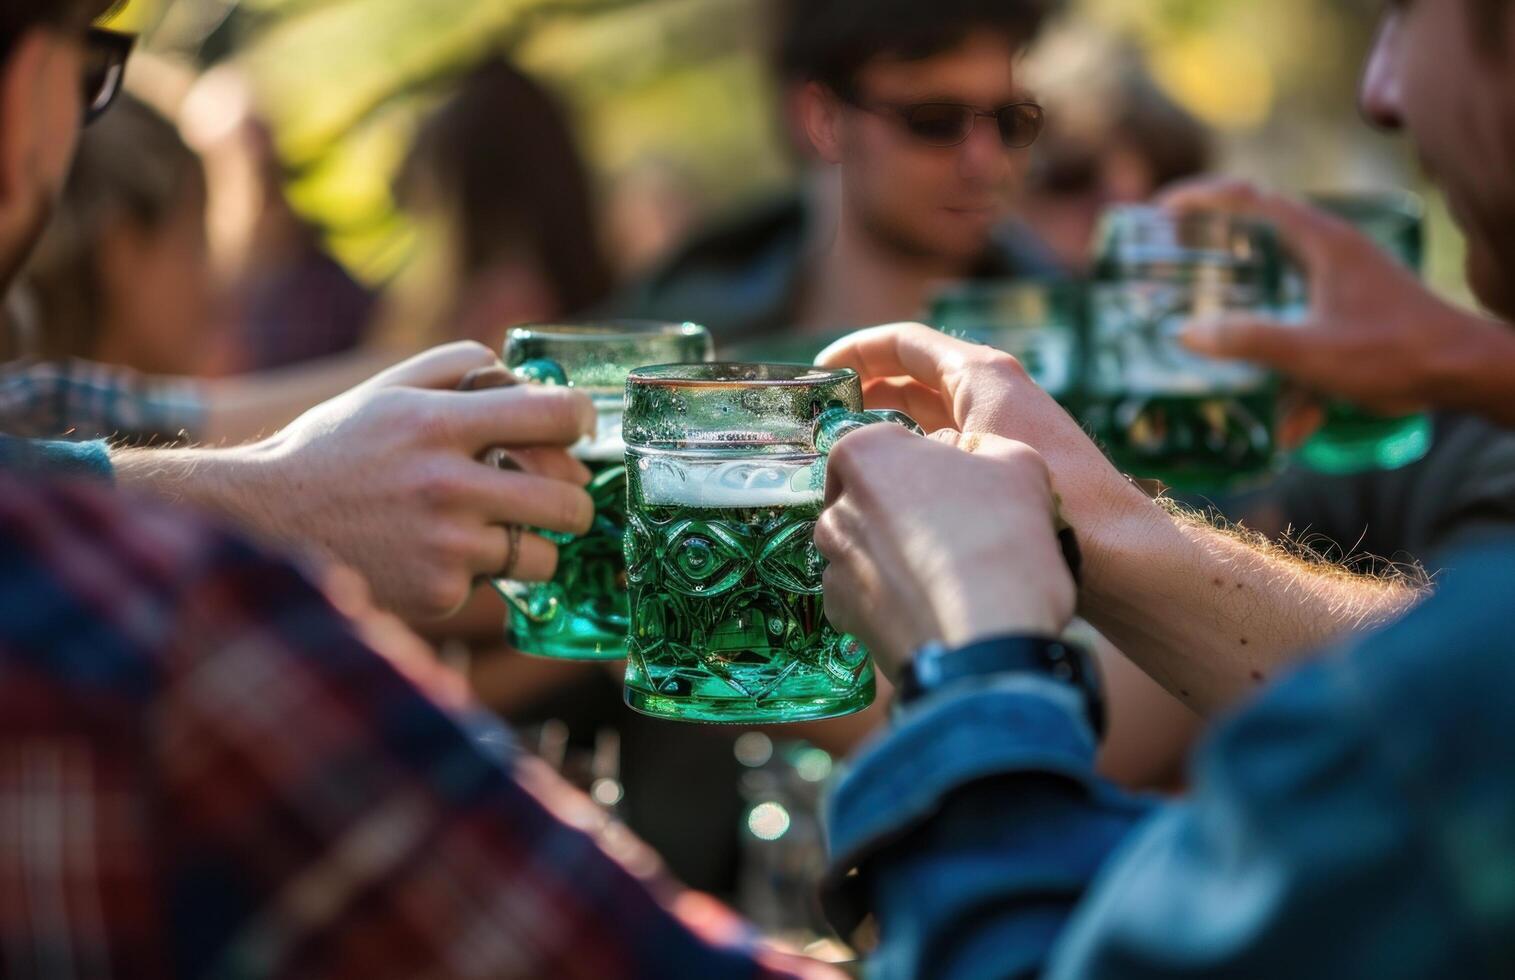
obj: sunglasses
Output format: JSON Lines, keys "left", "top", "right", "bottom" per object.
{"left": 82, "top": 27, "right": 135, "bottom": 125}
{"left": 848, "top": 97, "right": 1045, "bottom": 150}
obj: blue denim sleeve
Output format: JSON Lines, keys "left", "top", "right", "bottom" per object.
{"left": 0, "top": 435, "right": 112, "bottom": 481}
{"left": 1043, "top": 543, "right": 1515, "bottom": 979}
{"left": 823, "top": 675, "right": 1155, "bottom": 980}
{"left": 827, "top": 543, "right": 1515, "bottom": 980}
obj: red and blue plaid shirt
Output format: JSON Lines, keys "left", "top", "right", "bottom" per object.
{"left": 0, "top": 473, "right": 836, "bottom": 979}
{"left": 0, "top": 358, "right": 203, "bottom": 443}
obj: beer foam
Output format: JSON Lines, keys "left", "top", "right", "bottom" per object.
{"left": 634, "top": 455, "right": 820, "bottom": 508}
{"left": 572, "top": 409, "right": 627, "bottom": 462}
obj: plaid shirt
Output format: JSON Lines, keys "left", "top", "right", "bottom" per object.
{"left": 0, "top": 473, "right": 834, "bottom": 979}
{"left": 0, "top": 359, "right": 204, "bottom": 443}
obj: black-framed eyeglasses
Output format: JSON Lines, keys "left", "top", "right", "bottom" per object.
{"left": 82, "top": 27, "right": 135, "bottom": 125}
{"left": 847, "top": 97, "right": 1045, "bottom": 150}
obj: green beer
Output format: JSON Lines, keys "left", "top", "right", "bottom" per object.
{"left": 493, "top": 321, "right": 713, "bottom": 660}
{"left": 1089, "top": 207, "right": 1282, "bottom": 491}
{"left": 1294, "top": 192, "right": 1431, "bottom": 474}
{"left": 621, "top": 364, "right": 915, "bottom": 724}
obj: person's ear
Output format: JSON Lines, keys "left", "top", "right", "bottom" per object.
{"left": 0, "top": 29, "right": 79, "bottom": 211}
{"left": 0, "top": 31, "right": 53, "bottom": 209}
{"left": 799, "top": 81, "right": 846, "bottom": 166}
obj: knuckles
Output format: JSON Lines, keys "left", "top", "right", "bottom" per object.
{"left": 412, "top": 567, "right": 472, "bottom": 621}
{"left": 410, "top": 457, "right": 469, "bottom": 511}
{"left": 558, "top": 487, "right": 595, "bottom": 535}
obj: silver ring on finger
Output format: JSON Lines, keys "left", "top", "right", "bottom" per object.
{"left": 500, "top": 523, "right": 524, "bottom": 582}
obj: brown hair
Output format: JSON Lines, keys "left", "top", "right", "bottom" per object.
{"left": 24, "top": 94, "right": 204, "bottom": 361}
{"left": 773, "top": 0, "right": 1057, "bottom": 95}
{"left": 397, "top": 58, "right": 612, "bottom": 317}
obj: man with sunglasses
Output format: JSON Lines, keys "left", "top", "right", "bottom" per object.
{"left": 615, "top": 0, "right": 1061, "bottom": 350}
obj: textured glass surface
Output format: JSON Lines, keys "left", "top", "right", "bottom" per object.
{"left": 1089, "top": 207, "right": 1282, "bottom": 490}
{"left": 622, "top": 364, "right": 902, "bottom": 724}
{"left": 494, "top": 321, "right": 713, "bottom": 660}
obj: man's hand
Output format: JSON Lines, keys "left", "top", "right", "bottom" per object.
{"left": 815, "top": 425, "right": 1076, "bottom": 684}
{"left": 817, "top": 322, "right": 1156, "bottom": 580}
{"left": 818, "top": 324, "right": 1421, "bottom": 714}
{"left": 1160, "top": 178, "right": 1515, "bottom": 416}
{"left": 118, "top": 342, "right": 598, "bottom": 621}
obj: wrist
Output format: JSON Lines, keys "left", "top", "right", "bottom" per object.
{"left": 944, "top": 585, "right": 1065, "bottom": 646}
{"left": 1070, "top": 472, "right": 1176, "bottom": 612}
{"left": 899, "top": 634, "right": 1106, "bottom": 738}
{"left": 113, "top": 439, "right": 288, "bottom": 535}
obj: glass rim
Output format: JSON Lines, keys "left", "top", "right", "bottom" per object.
{"left": 627, "top": 362, "right": 857, "bottom": 389}
{"left": 1309, "top": 189, "right": 1424, "bottom": 222}
{"left": 507, "top": 320, "right": 709, "bottom": 345}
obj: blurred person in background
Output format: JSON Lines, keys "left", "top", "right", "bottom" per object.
{"left": 19, "top": 93, "right": 217, "bottom": 378}
{"left": 613, "top": 0, "right": 1062, "bottom": 352}
{"left": 381, "top": 57, "right": 613, "bottom": 354}
{"left": 0, "top": 86, "right": 396, "bottom": 450}
{"left": 217, "top": 115, "right": 378, "bottom": 372}
{"left": 1018, "top": 49, "right": 1214, "bottom": 273}
{"left": 605, "top": 155, "right": 709, "bottom": 279}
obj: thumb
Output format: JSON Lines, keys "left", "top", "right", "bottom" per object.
{"left": 363, "top": 342, "right": 501, "bottom": 391}
{"left": 1180, "top": 313, "right": 1302, "bottom": 367}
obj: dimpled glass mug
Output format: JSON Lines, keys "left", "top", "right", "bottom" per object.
{"left": 621, "top": 363, "right": 921, "bottom": 724}
{"left": 492, "top": 321, "right": 713, "bottom": 660}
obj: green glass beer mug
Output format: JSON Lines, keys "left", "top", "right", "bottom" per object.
{"left": 929, "top": 279, "right": 1084, "bottom": 410}
{"left": 493, "top": 321, "right": 714, "bottom": 660}
{"left": 621, "top": 363, "right": 920, "bottom": 724}
{"left": 1088, "top": 206, "right": 1283, "bottom": 491}
{"left": 1294, "top": 192, "right": 1432, "bottom": 474}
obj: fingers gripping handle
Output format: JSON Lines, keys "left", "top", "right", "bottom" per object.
{"left": 811, "top": 406, "right": 1084, "bottom": 588}
{"left": 812, "top": 407, "right": 924, "bottom": 454}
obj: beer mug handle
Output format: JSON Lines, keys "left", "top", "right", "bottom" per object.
{"left": 813, "top": 407, "right": 924, "bottom": 455}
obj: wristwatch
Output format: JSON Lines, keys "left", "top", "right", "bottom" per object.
{"left": 898, "top": 634, "right": 1106, "bottom": 740}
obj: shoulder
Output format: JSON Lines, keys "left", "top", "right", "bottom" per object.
{"left": 606, "top": 193, "right": 808, "bottom": 334}
{"left": 641, "top": 193, "right": 807, "bottom": 283}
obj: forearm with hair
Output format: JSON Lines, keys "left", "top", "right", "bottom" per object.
{"left": 1079, "top": 490, "right": 1427, "bottom": 716}
{"left": 111, "top": 442, "right": 293, "bottom": 548}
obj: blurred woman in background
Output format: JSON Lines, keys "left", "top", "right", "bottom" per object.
{"left": 384, "top": 58, "right": 614, "bottom": 351}
{"left": 20, "top": 94, "right": 218, "bottom": 377}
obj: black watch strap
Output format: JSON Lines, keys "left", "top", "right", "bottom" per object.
{"left": 900, "top": 634, "right": 1106, "bottom": 739}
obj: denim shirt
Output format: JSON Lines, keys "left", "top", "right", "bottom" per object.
{"left": 825, "top": 542, "right": 1515, "bottom": 979}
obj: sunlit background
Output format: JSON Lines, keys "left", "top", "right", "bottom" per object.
{"left": 122, "top": 0, "right": 1469, "bottom": 305}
